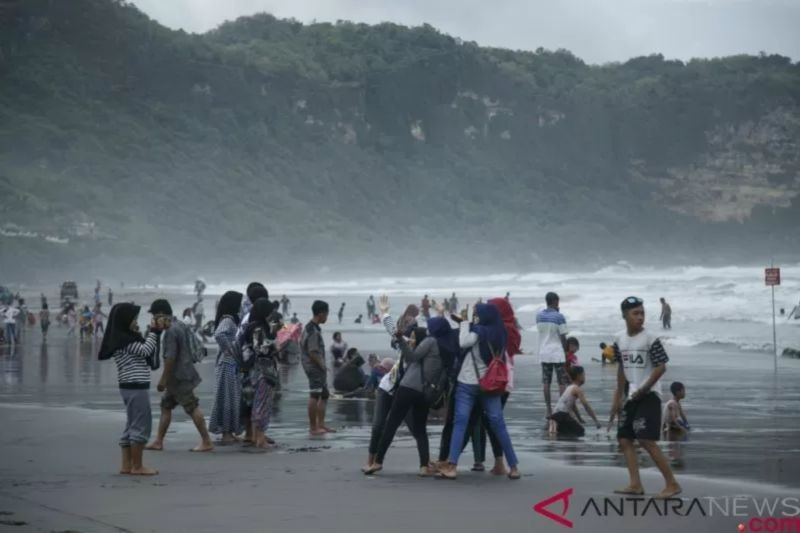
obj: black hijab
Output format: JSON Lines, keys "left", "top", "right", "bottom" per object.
{"left": 98, "top": 303, "right": 144, "bottom": 360}
{"left": 215, "top": 291, "right": 243, "bottom": 327}
{"left": 246, "top": 283, "right": 268, "bottom": 305}
{"left": 412, "top": 327, "right": 428, "bottom": 346}
{"left": 250, "top": 298, "right": 276, "bottom": 325}
{"left": 244, "top": 298, "right": 277, "bottom": 340}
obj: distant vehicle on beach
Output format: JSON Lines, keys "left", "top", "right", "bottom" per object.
{"left": 60, "top": 281, "right": 78, "bottom": 306}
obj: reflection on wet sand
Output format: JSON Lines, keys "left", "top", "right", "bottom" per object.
{"left": 2, "top": 318, "right": 800, "bottom": 488}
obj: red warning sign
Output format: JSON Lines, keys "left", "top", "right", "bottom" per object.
{"left": 765, "top": 268, "right": 781, "bottom": 286}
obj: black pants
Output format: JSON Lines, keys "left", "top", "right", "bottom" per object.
{"left": 551, "top": 411, "right": 585, "bottom": 437}
{"left": 375, "top": 386, "right": 429, "bottom": 467}
{"left": 369, "top": 389, "right": 415, "bottom": 455}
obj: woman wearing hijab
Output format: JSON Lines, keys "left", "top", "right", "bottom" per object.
{"left": 240, "top": 298, "right": 282, "bottom": 449}
{"left": 236, "top": 283, "right": 268, "bottom": 443}
{"left": 209, "top": 291, "right": 244, "bottom": 445}
{"left": 363, "top": 321, "right": 442, "bottom": 476}
{"left": 467, "top": 297, "right": 522, "bottom": 475}
{"left": 437, "top": 303, "right": 520, "bottom": 480}
{"left": 99, "top": 303, "right": 164, "bottom": 476}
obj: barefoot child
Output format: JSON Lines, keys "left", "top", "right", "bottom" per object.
{"left": 548, "top": 366, "right": 600, "bottom": 437}
{"left": 662, "top": 381, "right": 690, "bottom": 438}
{"left": 98, "top": 303, "right": 163, "bottom": 476}
{"left": 612, "top": 296, "right": 681, "bottom": 498}
{"left": 566, "top": 337, "right": 580, "bottom": 367}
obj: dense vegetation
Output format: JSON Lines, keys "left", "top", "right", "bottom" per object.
{"left": 1, "top": 0, "right": 799, "bottom": 282}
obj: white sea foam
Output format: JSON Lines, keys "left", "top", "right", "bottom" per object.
{"left": 135, "top": 263, "right": 800, "bottom": 353}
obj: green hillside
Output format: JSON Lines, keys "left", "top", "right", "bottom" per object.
{"left": 1, "top": 0, "right": 799, "bottom": 282}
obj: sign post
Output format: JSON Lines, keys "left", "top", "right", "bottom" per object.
{"left": 765, "top": 267, "right": 781, "bottom": 371}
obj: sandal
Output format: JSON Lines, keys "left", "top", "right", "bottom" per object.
{"left": 436, "top": 470, "right": 457, "bottom": 481}
{"left": 471, "top": 463, "right": 485, "bottom": 472}
{"left": 508, "top": 472, "right": 521, "bottom": 480}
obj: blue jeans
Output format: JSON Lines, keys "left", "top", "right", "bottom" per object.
{"left": 448, "top": 382, "right": 517, "bottom": 467}
{"left": 4, "top": 323, "right": 16, "bottom": 344}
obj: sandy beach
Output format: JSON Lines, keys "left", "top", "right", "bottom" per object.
{"left": 1, "top": 286, "right": 799, "bottom": 532}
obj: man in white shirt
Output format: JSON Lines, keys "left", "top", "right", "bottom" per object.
{"left": 536, "top": 292, "right": 569, "bottom": 417}
{"left": 3, "top": 303, "right": 20, "bottom": 345}
{"left": 612, "top": 296, "right": 681, "bottom": 499}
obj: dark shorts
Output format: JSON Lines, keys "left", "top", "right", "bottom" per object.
{"left": 617, "top": 392, "right": 662, "bottom": 441}
{"left": 161, "top": 383, "right": 200, "bottom": 415}
{"left": 304, "top": 366, "right": 329, "bottom": 400}
{"left": 550, "top": 411, "right": 585, "bottom": 437}
{"left": 541, "top": 362, "right": 569, "bottom": 386}
{"left": 310, "top": 386, "right": 330, "bottom": 401}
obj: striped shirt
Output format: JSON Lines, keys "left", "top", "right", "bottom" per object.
{"left": 536, "top": 307, "right": 568, "bottom": 363}
{"left": 113, "top": 332, "right": 158, "bottom": 388}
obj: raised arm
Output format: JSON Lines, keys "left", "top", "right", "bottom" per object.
{"left": 399, "top": 337, "right": 435, "bottom": 364}
{"left": 378, "top": 295, "right": 397, "bottom": 336}
{"left": 125, "top": 331, "right": 158, "bottom": 357}
{"left": 459, "top": 320, "right": 478, "bottom": 350}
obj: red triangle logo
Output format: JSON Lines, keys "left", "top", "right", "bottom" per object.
{"left": 533, "top": 488, "right": 574, "bottom": 528}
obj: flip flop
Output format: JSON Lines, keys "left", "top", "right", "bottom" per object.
{"left": 436, "top": 471, "right": 457, "bottom": 481}
{"left": 471, "top": 464, "right": 485, "bottom": 472}
{"left": 508, "top": 472, "right": 521, "bottom": 480}
{"left": 613, "top": 487, "right": 645, "bottom": 496}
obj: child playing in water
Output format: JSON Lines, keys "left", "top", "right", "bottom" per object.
{"left": 598, "top": 342, "right": 616, "bottom": 364}
{"left": 548, "top": 366, "right": 601, "bottom": 437}
{"left": 566, "top": 337, "right": 580, "bottom": 367}
{"left": 662, "top": 381, "right": 690, "bottom": 438}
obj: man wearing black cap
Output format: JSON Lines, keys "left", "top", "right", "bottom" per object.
{"left": 301, "top": 300, "right": 332, "bottom": 435}
{"left": 145, "top": 299, "right": 214, "bottom": 452}
{"left": 611, "top": 296, "right": 681, "bottom": 498}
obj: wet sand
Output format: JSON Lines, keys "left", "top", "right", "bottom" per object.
{"left": 1, "top": 288, "right": 799, "bottom": 531}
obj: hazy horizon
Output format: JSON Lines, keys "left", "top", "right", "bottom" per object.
{"left": 131, "top": 0, "right": 800, "bottom": 64}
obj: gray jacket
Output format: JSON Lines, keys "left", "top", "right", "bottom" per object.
{"left": 398, "top": 337, "right": 442, "bottom": 393}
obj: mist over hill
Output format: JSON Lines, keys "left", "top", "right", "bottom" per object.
{"left": 1, "top": 0, "right": 799, "bottom": 284}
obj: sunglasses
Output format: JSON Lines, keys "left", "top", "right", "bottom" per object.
{"left": 624, "top": 297, "right": 643, "bottom": 305}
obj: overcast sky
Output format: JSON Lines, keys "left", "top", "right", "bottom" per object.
{"left": 131, "top": 0, "right": 800, "bottom": 64}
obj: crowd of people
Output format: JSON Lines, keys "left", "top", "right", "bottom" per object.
{"left": 3, "top": 279, "right": 687, "bottom": 497}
